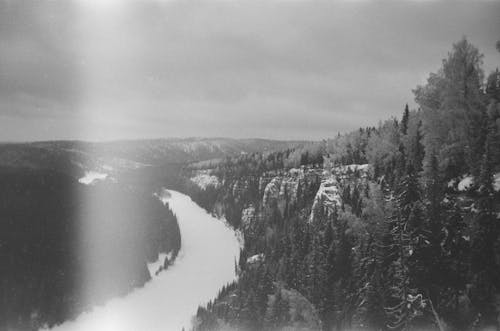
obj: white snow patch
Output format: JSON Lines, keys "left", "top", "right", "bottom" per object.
{"left": 45, "top": 190, "right": 241, "bottom": 331}
{"left": 453, "top": 173, "right": 500, "bottom": 192}
{"left": 337, "top": 164, "right": 370, "bottom": 173}
{"left": 78, "top": 171, "right": 108, "bottom": 185}
{"left": 458, "top": 176, "right": 473, "bottom": 191}
{"left": 247, "top": 254, "right": 264, "bottom": 264}
{"left": 190, "top": 172, "right": 220, "bottom": 190}
{"left": 330, "top": 164, "right": 370, "bottom": 179}
{"left": 494, "top": 173, "right": 500, "bottom": 192}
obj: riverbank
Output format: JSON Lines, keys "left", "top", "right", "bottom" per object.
{"left": 46, "top": 190, "right": 240, "bottom": 331}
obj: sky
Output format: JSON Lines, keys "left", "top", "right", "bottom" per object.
{"left": 0, "top": 0, "right": 499, "bottom": 142}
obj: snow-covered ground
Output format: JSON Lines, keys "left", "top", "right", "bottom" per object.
{"left": 78, "top": 171, "right": 108, "bottom": 185}
{"left": 452, "top": 173, "right": 500, "bottom": 192}
{"left": 45, "top": 190, "right": 241, "bottom": 331}
{"left": 147, "top": 251, "right": 173, "bottom": 278}
{"left": 494, "top": 172, "right": 500, "bottom": 191}
{"left": 190, "top": 171, "right": 220, "bottom": 189}
{"left": 458, "top": 176, "right": 474, "bottom": 191}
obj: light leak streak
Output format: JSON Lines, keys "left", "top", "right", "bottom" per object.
{"left": 48, "top": 4, "right": 240, "bottom": 330}
{"left": 46, "top": 190, "right": 241, "bottom": 331}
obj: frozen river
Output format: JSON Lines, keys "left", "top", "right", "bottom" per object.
{"left": 47, "top": 190, "right": 240, "bottom": 331}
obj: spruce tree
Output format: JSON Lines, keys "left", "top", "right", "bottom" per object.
{"left": 401, "top": 104, "right": 410, "bottom": 135}
{"left": 470, "top": 120, "right": 500, "bottom": 329}
{"left": 385, "top": 164, "right": 429, "bottom": 329}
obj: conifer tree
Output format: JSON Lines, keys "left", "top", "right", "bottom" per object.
{"left": 385, "top": 164, "right": 429, "bottom": 329}
{"left": 470, "top": 119, "right": 500, "bottom": 329}
{"left": 401, "top": 104, "right": 410, "bottom": 135}
{"left": 265, "top": 288, "right": 289, "bottom": 329}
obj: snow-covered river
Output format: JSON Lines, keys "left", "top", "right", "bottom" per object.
{"left": 47, "top": 190, "right": 240, "bottom": 331}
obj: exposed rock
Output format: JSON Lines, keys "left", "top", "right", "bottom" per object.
{"left": 259, "top": 176, "right": 273, "bottom": 196}
{"left": 241, "top": 205, "right": 256, "bottom": 232}
{"left": 309, "top": 164, "right": 370, "bottom": 223}
{"left": 263, "top": 176, "right": 283, "bottom": 209}
{"left": 309, "top": 176, "right": 341, "bottom": 222}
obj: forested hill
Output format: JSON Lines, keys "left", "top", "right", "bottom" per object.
{"left": 180, "top": 38, "right": 500, "bottom": 331}
{"left": 0, "top": 137, "right": 301, "bottom": 330}
{"left": 0, "top": 138, "right": 304, "bottom": 175}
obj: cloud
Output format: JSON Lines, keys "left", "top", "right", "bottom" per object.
{"left": 1, "top": 0, "right": 499, "bottom": 141}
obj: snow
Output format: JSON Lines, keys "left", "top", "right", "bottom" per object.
{"left": 45, "top": 190, "right": 241, "bottom": 331}
{"left": 263, "top": 177, "right": 282, "bottom": 205}
{"left": 451, "top": 173, "right": 500, "bottom": 192}
{"left": 190, "top": 171, "right": 220, "bottom": 189}
{"left": 330, "top": 164, "right": 370, "bottom": 180}
{"left": 337, "top": 164, "right": 370, "bottom": 173}
{"left": 315, "top": 178, "right": 342, "bottom": 206}
{"left": 458, "top": 176, "right": 474, "bottom": 191}
{"left": 309, "top": 176, "right": 341, "bottom": 222}
{"left": 247, "top": 254, "right": 264, "bottom": 264}
{"left": 146, "top": 252, "right": 173, "bottom": 278}
{"left": 494, "top": 173, "right": 500, "bottom": 192}
{"left": 78, "top": 171, "right": 108, "bottom": 185}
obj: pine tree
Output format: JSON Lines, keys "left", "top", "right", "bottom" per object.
{"left": 385, "top": 164, "right": 429, "bottom": 329}
{"left": 424, "top": 154, "right": 445, "bottom": 300}
{"left": 410, "top": 120, "right": 425, "bottom": 172}
{"left": 401, "top": 104, "right": 410, "bottom": 135}
{"left": 385, "top": 211, "right": 412, "bottom": 330}
{"left": 265, "top": 288, "right": 289, "bottom": 329}
{"left": 486, "top": 68, "right": 500, "bottom": 101}
{"left": 439, "top": 196, "right": 472, "bottom": 330}
{"left": 322, "top": 240, "right": 338, "bottom": 330}
{"left": 470, "top": 120, "right": 500, "bottom": 329}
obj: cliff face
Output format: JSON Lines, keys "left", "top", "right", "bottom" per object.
{"left": 184, "top": 163, "right": 373, "bottom": 331}
{"left": 187, "top": 166, "right": 323, "bottom": 227}
{"left": 187, "top": 164, "right": 372, "bottom": 231}
{"left": 309, "top": 164, "right": 370, "bottom": 223}
{"left": 261, "top": 168, "right": 322, "bottom": 219}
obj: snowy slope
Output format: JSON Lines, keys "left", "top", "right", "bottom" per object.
{"left": 45, "top": 190, "right": 241, "bottom": 331}
{"left": 78, "top": 171, "right": 108, "bottom": 185}
{"left": 190, "top": 170, "right": 220, "bottom": 189}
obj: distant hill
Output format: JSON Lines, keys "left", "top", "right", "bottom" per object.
{"left": 0, "top": 138, "right": 305, "bottom": 178}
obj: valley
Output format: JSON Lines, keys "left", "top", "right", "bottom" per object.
{"left": 46, "top": 190, "right": 240, "bottom": 331}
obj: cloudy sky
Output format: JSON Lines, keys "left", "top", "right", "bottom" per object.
{"left": 0, "top": 0, "right": 499, "bottom": 142}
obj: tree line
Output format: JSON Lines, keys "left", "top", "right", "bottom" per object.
{"left": 187, "top": 38, "right": 500, "bottom": 331}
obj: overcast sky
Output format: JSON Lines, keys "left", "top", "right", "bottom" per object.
{"left": 0, "top": 0, "right": 499, "bottom": 142}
